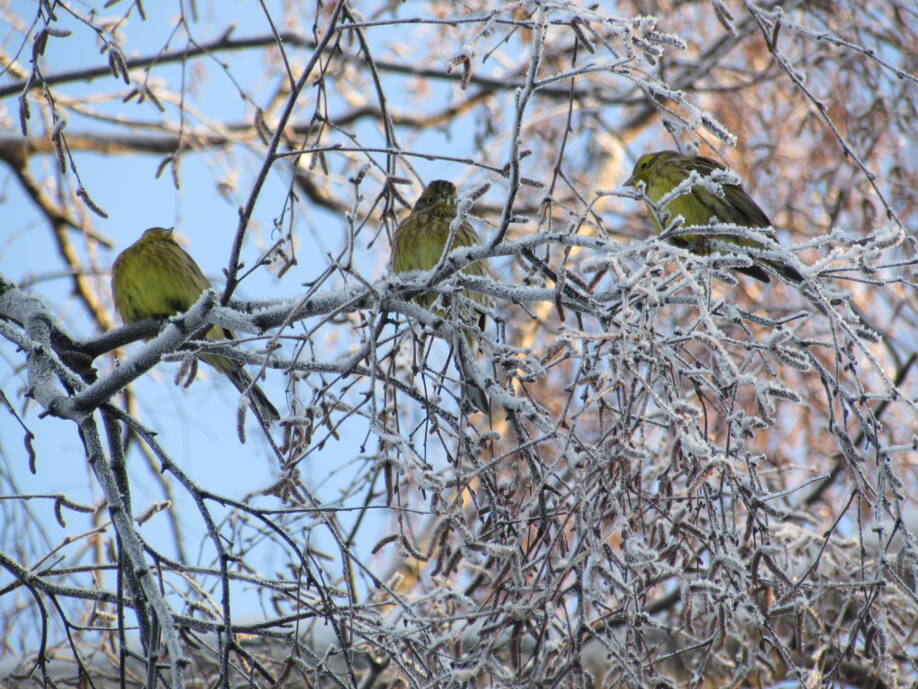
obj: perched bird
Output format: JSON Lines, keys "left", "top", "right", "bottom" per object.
{"left": 391, "top": 180, "right": 490, "bottom": 411}
{"left": 625, "top": 150, "right": 803, "bottom": 283}
{"left": 111, "top": 227, "right": 279, "bottom": 424}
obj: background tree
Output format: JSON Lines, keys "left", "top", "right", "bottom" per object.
{"left": 1, "top": 1, "right": 916, "bottom": 688}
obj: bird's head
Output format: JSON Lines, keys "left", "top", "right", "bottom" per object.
{"left": 624, "top": 150, "right": 682, "bottom": 188}
{"left": 413, "top": 180, "right": 457, "bottom": 216}
{"left": 140, "top": 227, "right": 175, "bottom": 242}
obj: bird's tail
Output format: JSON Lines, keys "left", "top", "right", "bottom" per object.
{"left": 457, "top": 359, "right": 490, "bottom": 413}
{"left": 736, "top": 264, "right": 771, "bottom": 283}
{"left": 764, "top": 259, "right": 804, "bottom": 283}
{"left": 225, "top": 366, "right": 280, "bottom": 425}
{"left": 454, "top": 331, "right": 489, "bottom": 414}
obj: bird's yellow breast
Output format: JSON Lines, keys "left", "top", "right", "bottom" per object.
{"left": 112, "top": 235, "right": 210, "bottom": 324}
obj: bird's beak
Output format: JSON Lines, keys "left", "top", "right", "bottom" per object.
{"left": 623, "top": 173, "right": 636, "bottom": 187}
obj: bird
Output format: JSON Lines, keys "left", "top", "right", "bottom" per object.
{"left": 390, "top": 180, "right": 490, "bottom": 411}
{"left": 111, "top": 227, "right": 279, "bottom": 425}
{"left": 624, "top": 150, "right": 803, "bottom": 283}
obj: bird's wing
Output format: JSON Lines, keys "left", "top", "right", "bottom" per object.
{"left": 686, "top": 155, "right": 724, "bottom": 176}
{"left": 723, "top": 183, "right": 772, "bottom": 229}
{"left": 688, "top": 156, "right": 773, "bottom": 231}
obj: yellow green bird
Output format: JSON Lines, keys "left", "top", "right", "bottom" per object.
{"left": 625, "top": 150, "right": 803, "bottom": 283}
{"left": 391, "top": 180, "right": 490, "bottom": 411}
{"left": 111, "top": 227, "right": 279, "bottom": 424}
